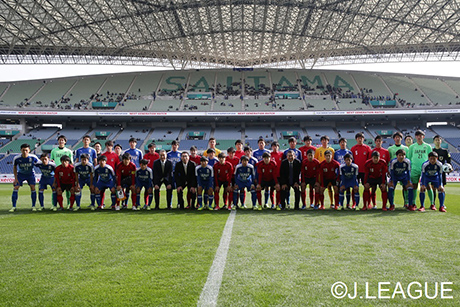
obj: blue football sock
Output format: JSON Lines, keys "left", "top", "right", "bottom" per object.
{"left": 39, "top": 190, "right": 45, "bottom": 207}
{"left": 148, "top": 193, "right": 153, "bottom": 206}
{"left": 239, "top": 190, "right": 245, "bottom": 205}
{"left": 52, "top": 191, "right": 57, "bottom": 206}
{"left": 346, "top": 190, "right": 351, "bottom": 205}
{"left": 95, "top": 194, "right": 102, "bottom": 207}
{"left": 90, "top": 194, "right": 95, "bottom": 206}
{"left": 408, "top": 187, "right": 414, "bottom": 206}
{"left": 264, "top": 191, "right": 269, "bottom": 205}
{"left": 12, "top": 190, "right": 18, "bottom": 207}
{"left": 354, "top": 192, "right": 360, "bottom": 207}
{"left": 75, "top": 193, "right": 81, "bottom": 207}
{"left": 388, "top": 187, "right": 395, "bottom": 206}
{"left": 204, "top": 194, "right": 209, "bottom": 206}
{"left": 339, "top": 192, "right": 344, "bottom": 206}
{"left": 197, "top": 195, "right": 203, "bottom": 206}
{"left": 111, "top": 194, "right": 116, "bottom": 206}
{"left": 419, "top": 191, "right": 425, "bottom": 207}
{"left": 136, "top": 194, "right": 141, "bottom": 207}
{"left": 31, "top": 190, "right": 37, "bottom": 207}
{"left": 438, "top": 192, "right": 445, "bottom": 207}
{"left": 251, "top": 190, "right": 257, "bottom": 207}
{"left": 208, "top": 195, "right": 214, "bottom": 208}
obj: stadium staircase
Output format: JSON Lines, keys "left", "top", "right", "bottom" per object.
{"left": 377, "top": 75, "right": 402, "bottom": 108}
{"left": 114, "top": 75, "right": 137, "bottom": 111}
{"left": 0, "top": 84, "right": 11, "bottom": 101}
{"left": 140, "top": 128, "right": 155, "bottom": 150}
{"left": 407, "top": 77, "right": 434, "bottom": 106}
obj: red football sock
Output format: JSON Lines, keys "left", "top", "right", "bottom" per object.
{"left": 131, "top": 192, "right": 136, "bottom": 206}
{"left": 223, "top": 191, "right": 228, "bottom": 207}
{"left": 309, "top": 188, "right": 314, "bottom": 205}
{"left": 334, "top": 193, "right": 339, "bottom": 207}
{"left": 57, "top": 194, "right": 63, "bottom": 208}
{"left": 256, "top": 191, "right": 262, "bottom": 206}
{"left": 381, "top": 190, "right": 388, "bottom": 208}
{"left": 214, "top": 191, "right": 220, "bottom": 207}
{"left": 371, "top": 188, "right": 376, "bottom": 206}
{"left": 270, "top": 188, "right": 275, "bottom": 205}
{"left": 320, "top": 194, "right": 325, "bottom": 206}
{"left": 352, "top": 190, "right": 356, "bottom": 206}
{"left": 70, "top": 194, "right": 75, "bottom": 206}
{"left": 363, "top": 190, "right": 370, "bottom": 207}
{"left": 276, "top": 191, "right": 281, "bottom": 205}
{"left": 144, "top": 193, "right": 149, "bottom": 206}
{"left": 228, "top": 191, "right": 233, "bottom": 206}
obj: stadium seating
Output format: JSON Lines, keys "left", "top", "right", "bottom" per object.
{"left": 244, "top": 126, "right": 273, "bottom": 141}
{"left": 29, "top": 79, "right": 75, "bottom": 108}
{"left": 98, "top": 74, "right": 136, "bottom": 104}
{"left": 18, "top": 127, "right": 58, "bottom": 141}
{"left": 182, "top": 100, "right": 212, "bottom": 111}
{"left": 0, "top": 79, "right": 45, "bottom": 108}
{"left": 304, "top": 96, "right": 337, "bottom": 110}
{"left": 271, "top": 70, "right": 299, "bottom": 92}
{"left": 411, "top": 77, "right": 457, "bottom": 107}
{"left": 213, "top": 126, "right": 243, "bottom": 141}
{"left": 396, "top": 124, "right": 436, "bottom": 138}
{"left": 150, "top": 127, "right": 181, "bottom": 141}
{"left": 114, "top": 127, "right": 151, "bottom": 149}
{"left": 67, "top": 76, "right": 106, "bottom": 106}
{"left": 336, "top": 98, "right": 371, "bottom": 110}
{"left": 275, "top": 126, "right": 303, "bottom": 141}
{"left": 0, "top": 154, "right": 16, "bottom": 174}
{"left": 118, "top": 99, "right": 151, "bottom": 111}
{"left": 430, "top": 125, "right": 460, "bottom": 138}
{"left": 150, "top": 98, "right": 182, "bottom": 111}
{"left": 351, "top": 72, "right": 392, "bottom": 98}
{"left": 244, "top": 98, "right": 277, "bottom": 111}
{"left": 178, "top": 140, "right": 208, "bottom": 151}
{"left": 0, "top": 139, "right": 39, "bottom": 153}
{"left": 381, "top": 75, "right": 431, "bottom": 107}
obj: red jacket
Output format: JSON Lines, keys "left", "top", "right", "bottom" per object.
{"left": 351, "top": 144, "right": 372, "bottom": 172}
{"left": 364, "top": 159, "right": 388, "bottom": 183}
{"left": 301, "top": 158, "right": 320, "bottom": 180}
{"left": 144, "top": 152, "right": 160, "bottom": 169}
{"left": 213, "top": 161, "right": 234, "bottom": 185}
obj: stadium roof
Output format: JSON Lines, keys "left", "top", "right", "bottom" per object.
{"left": 1, "top": 0, "right": 459, "bottom": 68}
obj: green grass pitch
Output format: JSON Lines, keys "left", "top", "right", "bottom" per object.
{"left": 0, "top": 183, "right": 458, "bottom": 306}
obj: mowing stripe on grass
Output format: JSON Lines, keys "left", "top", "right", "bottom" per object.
{"left": 197, "top": 210, "right": 236, "bottom": 307}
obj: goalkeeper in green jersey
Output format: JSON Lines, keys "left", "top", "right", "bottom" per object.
{"left": 407, "top": 130, "right": 432, "bottom": 208}
{"left": 50, "top": 135, "right": 74, "bottom": 206}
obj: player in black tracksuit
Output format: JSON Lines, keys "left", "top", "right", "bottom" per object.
{"left": 432, "top": 135, "right": 452, "bottom": 203}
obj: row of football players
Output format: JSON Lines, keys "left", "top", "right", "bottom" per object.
{"left": 10, "top": 131, "right": 448, "bottom": 211}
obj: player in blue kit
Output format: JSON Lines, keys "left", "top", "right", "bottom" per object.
{"left": 167, "top": 140, "right": 182, "bottom": 191}
{"left": 253, "top": 138, "right": 270, "bottom": 162}
{"left": 419, "top": 152, "right": 446, "bottom": 212}
{"left": 93, "top": 155, "right": 116, "bottom": 210}
{"left": 74, "top": 153, "right": 95, "bottom": 210}
{"left": 232, "top": 156, "right": 257, "bottom": 209}
{"left": 196, "top": 157, "right": 214, "bottom": 210}
{"left": 388, "top": 149, "right": 414, "bottom": 211}
{"left": 205, "top": 148, "right": 219, "bottom": 167}
{"left": 10, "top": 144, "right": 40, "bottom": 212}
{"left": 35, "top": 153, "right": 57, "bottom": 210}
{"left": 282, "top": 137, "right": 302, "bottom": 161}
{"left": 338, "top": 154, "right": 360, "bottom": 210}
{"left": 75, "top": 135, "right": 97, "bottom": 163}
{"left": 136, "top": 159, "right": 154, "bottom": 210}
{"left": 335, "top": 138, "right": 353, "bottom": 207}
{"left": 124, "top": 137, "right": 143, "bottom": 167}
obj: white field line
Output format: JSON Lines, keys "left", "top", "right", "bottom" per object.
{"left": 197, "top": 210, "right": 236, "bottom": 307}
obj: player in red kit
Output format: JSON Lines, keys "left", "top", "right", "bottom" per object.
{"left": 256, "top": 152, "right": 280, "bottom": 209}
{"left": 144, "top": 143, "right": 160, "bottom": 169}
{"left": 270, "top": 142, "right": 283, "bottom": 208}
{"left": 225, "top": 147, "right": 240, "bottom": 209}
{"left": 351, "top": 132, "right": 372, "bottom": 207}
{"left": 317, "top": 150, "right": 340, "bottom": 210}
{"left": 54, "top": 155, "right": 76, "bottom": 210}
{"left": 370, "top": 135, "right": 390, "bottom": 208}
{"left": 189, "top": 146, "right": 202, "bottom": 165}
{"left": 213, "top": 152, "right": 234, "bottom": 210}
{"left": 116, "top": 153, "right": 136, "bottom": 209}
{"left": 234, "top": 139, "right": 245, "bottom": 159}
{"left": 299, "top": 135, "right": 317, "bottom": 161}
{"left": 101, "top": 140, "right": 120, "bottom": 170}
{"left": 363, "top": 151, "right": 388, "bottom": 210}
{"left": 301, "top": 149, "right": 320, "bottom": 209}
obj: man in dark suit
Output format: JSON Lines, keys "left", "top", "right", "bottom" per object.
{"left": 153, "top": 149, "right": 173, "bottom": 209}
{"left": 174, "top": 152, "right": 197, "bottom": 209}
{"left": 279, "top": 150, "right": 302, "bottom": 209}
